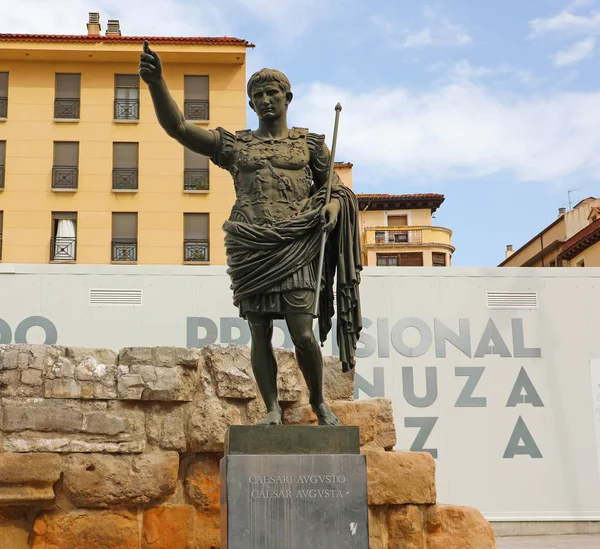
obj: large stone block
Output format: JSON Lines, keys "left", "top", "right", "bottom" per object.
{"left": 366, "top": 451, "right": 436, "bottom": 506}
{"left": 323, "top": 355, "right": 355, "bottom": 401}
{"left": 33, "top": 510, "right": 140, "bottom": 549}
{"left": 142, "top": 505, "right": 195, "bottom": 549}
{"left": 0, "top": 453, "right": 61, "bottom": 504}
{"left": 0, "top": 345, "right": 65, "bottom": 398}
{"left": 44, "top": 347, "right": 118, "bottom": 400}
{"left": 1, "top": 399, "right": 145, "bottom": 453}
{"left": 0, "top": 509, "right": 30, "bottom": 549}
{"left": 388, "top": 505, "right": 426, "bottom": 549}
{"left": 119, "top": 346, "right": 200, "bottom": 369}
{"left": 284, "top": 399, "right": 396, "bottom": 450}
{"left": 62, "top": 451, "right": 179, "bottom": 507}
{"left": 367, "top": 506, "right": 389, "bottom": 549}
{"left": 201, "top": 345, "right": 256, "bottom": 400}
{"left": 426, "top": 505, "right": 496, "bottom": 549}
{"left": 146, "top": 403, "right": 187, "bottom": 451}
{"left": 117, "top": 364, "right": 197, "bottom": 402}
{"left": 184, "top": 454, "right": 220, "bottom": 513}
{"left": 187, "top": 397, "right": 243, "bottom": 452}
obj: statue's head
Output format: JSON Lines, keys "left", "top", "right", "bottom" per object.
{"left": 247, "top": 68, "right": 293, "bottom": 119}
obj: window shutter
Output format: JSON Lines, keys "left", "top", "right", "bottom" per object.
{"left": 112, "top": 213, "right": 137, "bottom": 239}
{"left": 0, "top": 73, "right": 7, "bottom": 96}
{"left": 388, "top": 215, "right": 408, "bottom": 227}
{"left": 53, "top": 142, "right": 79, "bottom": 166}
{"left": 184, "top": 147, "right": 208, "bottom": 170}
{"left": 184, "top": 213, "right": 209, "bottom": 239}
{"left": 56, "top": 74, "right": 80, "bottom": 99}
{"left": 113, "top": 143, "right": 138, "bottom": 168}
{"left": 432, "top": 252, "right": 446, "bottom": 266}
{"left": 115, "top": 74, "right": 139, "bottom": 88}
{"left": 399, "top": 252, "right": 423, "bottom": 266}
{"left": 184, "top": 76, "right": 209, "bottom": 100}
{"left": 0, "top": 141, "right": 5, "bottom": 164}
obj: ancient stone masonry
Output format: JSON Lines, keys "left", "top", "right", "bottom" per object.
{"left": 0, "top": 343, "right": 496, "bottom": 549}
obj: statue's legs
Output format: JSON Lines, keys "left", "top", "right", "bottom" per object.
{"left": 285, "top": 312, "right": 340, "bottom": 426}
{"left": 247, "top": 314, "right": 282, "bottom": 425}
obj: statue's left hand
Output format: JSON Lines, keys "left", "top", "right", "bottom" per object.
{"left": 320, "top": 200, "right": 340, "bottom": 233}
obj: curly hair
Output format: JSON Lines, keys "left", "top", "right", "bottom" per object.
{"left": 247, "top": 68, "right": 292, "bottom": 98}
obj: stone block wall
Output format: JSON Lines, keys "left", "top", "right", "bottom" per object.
{"left": 0, "top": 343, "right": 495, "bottom": 548}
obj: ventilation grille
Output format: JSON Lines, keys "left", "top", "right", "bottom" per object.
{"left": 486, "top": 291, "right": 538, "bottom": 309}
{"left": 89, "top": 289, "right": 143, "bottom": 306}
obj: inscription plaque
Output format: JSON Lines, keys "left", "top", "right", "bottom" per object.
{"left": 221, "top": 454, "right": 368, "bottom": 549}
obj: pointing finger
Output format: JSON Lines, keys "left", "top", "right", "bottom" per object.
{"left": 143, "top": 40, "right": 150, "bottom": 53}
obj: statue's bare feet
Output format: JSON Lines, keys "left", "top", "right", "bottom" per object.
{"left": 258, "top": 409, "right": 282, "bottom": 425}
{"left": 313, "top": 403, "right": 340, "bottom": 426}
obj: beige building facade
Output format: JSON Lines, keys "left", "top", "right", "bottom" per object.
{"left": 0, "top": 13, "right": 252, "bottom": 265}
{"left": 499, "top": 197, "right": 600, "bottom": 267}
{"left": 357, "top": 193, "right": 454, "bottom": 267}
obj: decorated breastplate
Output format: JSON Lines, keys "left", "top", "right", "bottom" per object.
{"left": 228, "top": 127, "right": 314, "bottom": 225}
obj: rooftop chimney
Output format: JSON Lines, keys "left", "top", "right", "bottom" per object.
{"left": 87, "top": 12, "right": 101, "bottom": 36}
{"left": 505, "top": 244, "right": 514, "bottom": 259}
{"left": 558, "top": 207, "right": 566, "bottom": 216}
{"left": 106, "top": 19, "right": 121, "bottom": 37}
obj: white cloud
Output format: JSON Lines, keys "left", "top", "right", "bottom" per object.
{"left": 530, "top": 1, "right": 600, "bottom": 37}
{"left": 290, "top": 80, "right": 600, "bottom": 185}
{"left": 372, "top": 5, "right": 471, "bottom": 50}
{"left": 552, "top": 36, "right": 596, "bottom": 65}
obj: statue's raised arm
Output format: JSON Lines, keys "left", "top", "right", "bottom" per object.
{"left": 139, "top": 41, "right": 216, "bottom": 158}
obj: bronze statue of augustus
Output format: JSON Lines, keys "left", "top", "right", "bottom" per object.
{"left": 140, "top": 41, "right": 362, "bottom": 426}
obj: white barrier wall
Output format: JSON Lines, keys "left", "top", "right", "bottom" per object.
{"left": 1, "top": 263, "right": 599, "bottom": 521}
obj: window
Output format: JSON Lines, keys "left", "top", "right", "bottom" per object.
{"left": 184, "top": 76, "right": 209, "bottom": 120}
{"left": 112, "top": 213, "right": 138, "bottom": 262}
{"left": 52, "top": 142, "right": 79, "bottom": 190}
{"left": 0, "top": 72, "right": 7, "bottom": 118}
{"left": 388, "top": 215, "right": 408, "bottom": 227}
{"left": 55, "top": 74, "right": 80, "bottom": 119}
{"left": 114, "top": 75, "right": 139, "bottom": 120}
{"left": 376, "top": 254, "right": 398, "bottom": 266}
{"left": 399, "top": 252, "right": 424, "bottom": 266}
{"left": 113, "top": 143, "right": 138, "bottom": 191}
{"left": 577, "top": 259, "right": 585, "bottom": 267}
{"left": 0, "top": 141, "right": 5, "bottom": 190}
{"left": 184, "top": 148, "right": 209, "bottom": 191}
{"left": 184, "top": 213, "right": 209, "bottom": 262}
{"left": 0, "top": 211, "right": 3, "bottom": 260}
{"left": 51, "top": 212, "right": 77, "bottom": 261}
{"left": 432, "top": 252, "right": 446, "bottom": 267}
{"left": 549, "top": 259, "right": 557, "bottom": 267}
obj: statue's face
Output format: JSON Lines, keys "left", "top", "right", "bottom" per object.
{"left": 249, "top": 81, "right": 290, "bottom": 121}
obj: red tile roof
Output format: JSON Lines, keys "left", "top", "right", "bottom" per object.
{"left": 557, "top": 217, "right": 600, "bottom": 261}
{"left": 358, "top": 193, "right": 444, "bottom": 200}
{"left": 0, "top": 34, "right": 254, "bottom": 47}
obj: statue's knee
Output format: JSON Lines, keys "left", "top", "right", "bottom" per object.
{"left": 290, "top": 329, "right": 315, "bottom": 350}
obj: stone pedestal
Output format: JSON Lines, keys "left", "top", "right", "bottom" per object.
{"left": 220, "top": 425, "right": 369, "bottom": 549}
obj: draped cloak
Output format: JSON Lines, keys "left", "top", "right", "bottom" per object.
{"left": 210, "top": 126, "right": 363, "bottom": 372}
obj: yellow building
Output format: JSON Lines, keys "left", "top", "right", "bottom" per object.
{"left": 357, "top": 193, "right": 454, "bottom": 266}
{"left": 0, "top": 13, "right": 252, "bottom": 265}
{"left": 499, "top": 197, "right": 600, "bottom": 267}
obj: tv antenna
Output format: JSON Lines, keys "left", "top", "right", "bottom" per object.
{"left": 568, "top": 188, "right": 581, "bottom": 211}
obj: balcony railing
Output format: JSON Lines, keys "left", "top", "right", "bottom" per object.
{"left": 0, "top": 97, "right": 6, "bottom": 118}
{"left": 112, "top": 168, "right": 138, "bottom": 190}
{"left": 52, "top": 166, "right": 78, "bottom": 190}
{"left": 114, "top": 98, "right": 139, "bottom": 120}
{"left": 184, "top": 169, "right": 209, "bottom": 191}
{"left": 184, "top": 239, "right": 209, "bottom": 262}
{"left": 0, "top": 165, "right": 4, "bottom": 190}
{"left": 184, "top": 99, "right": 209, "bottom": 120}
{"left": 375, "top": 229, "right": 422, "bottom": 245}
{"left": 54, "top": 98, "right": 80, "bottom": 119}
{"left": 364, "top": 226, "right": 453, "bottom": 249}
{"left": 50, "top": 237, "right": 76, "bottom": 261}
{"left": 112, "top": 238, "right": 137, "bottom": 262}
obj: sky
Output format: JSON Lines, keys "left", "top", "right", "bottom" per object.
{"left": 2, "top": 0, "right": 600, "bottom": 266}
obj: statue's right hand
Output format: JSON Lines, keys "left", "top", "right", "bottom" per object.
{"left": 139, "top": 40, "right": 163, "bottom": 84}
